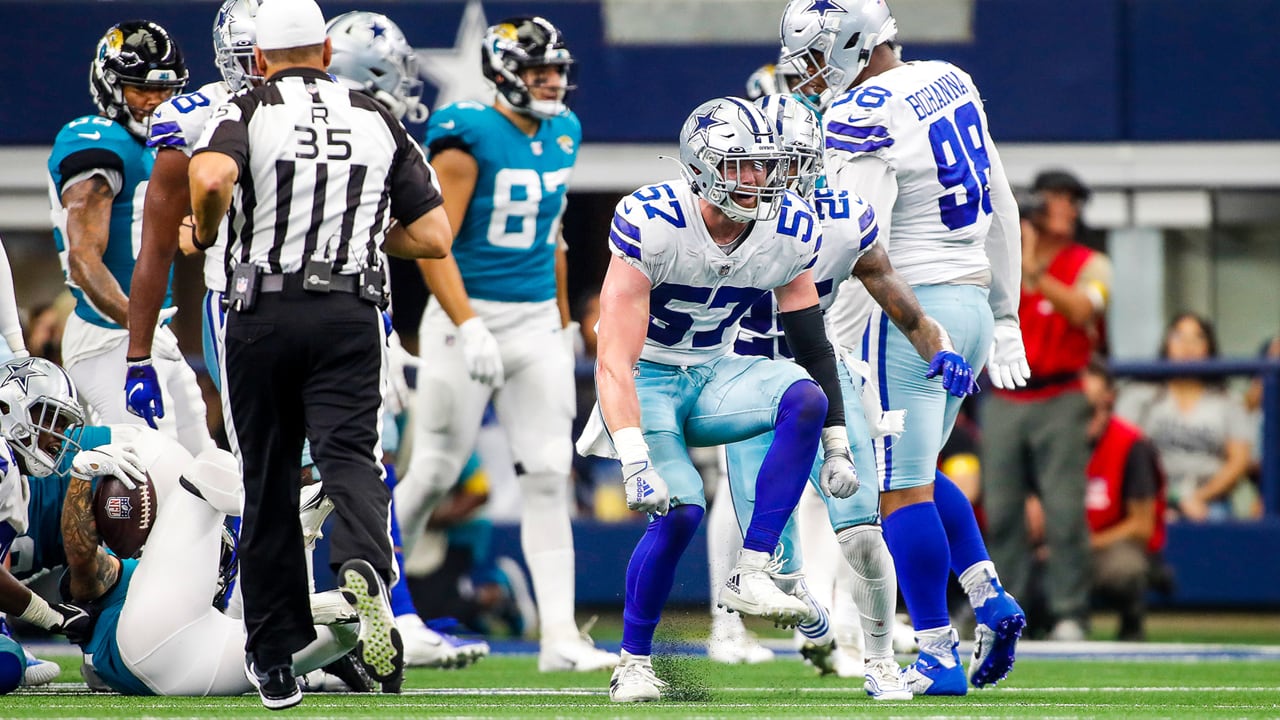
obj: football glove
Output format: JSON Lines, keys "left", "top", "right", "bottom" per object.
{"left": 818, "top": 427, "right": 858, "bottom": 499}
{"left": 151, "top": 307, "right": 183, "bottom": 362}
{"left": 51, "top": 601, "right": 93, "bottom": 645}
{"left": 124, "top": 358, "right": 163, "bottom": 429}
{"left": 988, "top": 319, "right": 1033, "bottom": 390}
{"left": 926, "top": 350, "right": 979, "bottom": 398}
{"left": 71, "top": 446, "right": 147, "bottom": 489}
{"left": 458, "top": 317, "right": 505, "bottom": 388}
{"left": 622, "top": 459, "right": 670, "bottom": 516}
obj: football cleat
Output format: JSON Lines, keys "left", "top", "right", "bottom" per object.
{"left": 707, "top": 622, "right": 775, "bottom": 665}
{"left": 968, "top": 579, "right": 1026, "bottom": 688}
{"left": 903, "top": 629, "right": 967, "bottom": 696}
{"left": 608, "top": 651, "right": 666, "bottom": 703}
{"left": 539, "top": 632, "right": 619, "bottom": 672}
{"left": 21, "top": 651, "right": 60, "bottom": 687}
{"left": 799, "top": 638, "right": 837, "bottom": 676}
{"left": 396, "top": 614, "right": 489, "bottom": 669}
{"left": 426, "top": 617, "right": 491, "bottom": 667}
{"left": 864, "top": 656, "right": 912, "bottom": 700}
{"left": 299, "top": 484, "right": 334, "bottom": 551}
{"left": 717, "top": 551, "right": 809, "bottom": 628}
{"left": 338, "top": 559, "right": 404, "bottom": 693}
{"left": 831, "top": 644, "right": 866, "bottom": 679}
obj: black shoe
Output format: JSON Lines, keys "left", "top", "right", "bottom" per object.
{"left": 321, "top": 651, "right": 376, "bottom": 693}
{"left": 245, "top": 653, "right": 302, "bottom": 710}
{"left": 337, "top": 559, "right": 404, "bottom": 694}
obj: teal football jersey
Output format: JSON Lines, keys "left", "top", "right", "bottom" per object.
{"left": 424, "top": 103, "right": 580, "bottom": 303}
{"left": 10, "top": 425, "right": 113, "bottom": 581}
{"left": 47, "top": 115, "right": 171, "bottom": 328}
{"left": 81, "top": 558, "right": 153, "bottom": 695}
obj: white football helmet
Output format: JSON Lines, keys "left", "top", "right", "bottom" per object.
{"left": 0, "top": 358, "right": 84, "bottom": 477}
{"left": 212, "top": 0, "right": 263, "bottom": 92}
{"left": 327, "top": 12, "right": 429, "bottom": 124}
{"left": 779, "top": 0, "right": 898, "bottom": 110}
{"left": 678, "top": 97, "right": 790, "bottom": 223}
{"left": 755, "top": 93, "right": 824, "bottom": 197}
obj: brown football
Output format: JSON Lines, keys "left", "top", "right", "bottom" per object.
{"left": 92, "top": 471, "right": 156, "bottom": 559}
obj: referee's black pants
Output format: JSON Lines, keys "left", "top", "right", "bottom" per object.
{"left": 224, "top": 283, "right": 392, "bottom": 665}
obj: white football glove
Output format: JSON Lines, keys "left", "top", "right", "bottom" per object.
{"left": 622, "top": 459, "right": 670, "bottom": 516}
{"left": 988, "top": 319, "right": 1032, "bottom": 390}
{"left": 562, "top": 321, "right": 581, "bottom": 358}
{"left": 818, "top": 426, "right": 858, "bottom": 499}
{"left": 458, "top": 317, "right": 505, "bottom": 388}
{"left": 382, "top": 328, "right": 418, "bottom": 417}
{"left": 71, "top": 445, "right": 147, "bottom": 489}
{"left": 151, "top": 307, "right": 183, "bottom": 362}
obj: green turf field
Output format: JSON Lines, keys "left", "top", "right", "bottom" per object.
{"left": 6, "top": 651, "right": 1279, "bottom": 719}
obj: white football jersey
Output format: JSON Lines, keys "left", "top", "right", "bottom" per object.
{"left": 608, "top": 181, "right": 820, "bottom": 366}
{"left": 149, "top": 82, "right": 235, "bottom": 293}
{"left": 823, "top": 61, "right": 996, "bottom": 288}
{"left": 0, "top": 444, "right": 29, "bottom": 535}
{"left": 733, "top": 187, "right": 878, "bottom": 360}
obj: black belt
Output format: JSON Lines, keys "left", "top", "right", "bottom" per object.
{"left": 1014, "top": 371, "right": 1082, "bottom": 392}
{"left": 259, "top": 272, "right": 359, "bottom": 294}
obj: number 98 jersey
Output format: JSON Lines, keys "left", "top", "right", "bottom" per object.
{"left": 424, "top": 102, "right": 581, "bottom": 303}
{"left": 824, "top": 60, "right": 995, "bottom": 287}
{"left": 609, "top": 181, "right": 819, "bottom": 366}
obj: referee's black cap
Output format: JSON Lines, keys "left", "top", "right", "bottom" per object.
{"left": 1033, "top": 169, "right": 1090, "bottom": 202}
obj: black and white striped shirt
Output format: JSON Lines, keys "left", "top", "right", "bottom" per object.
{"left": 193, "top": 67, "right": 442, "bottom": 279}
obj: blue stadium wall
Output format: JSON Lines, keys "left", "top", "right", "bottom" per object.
{"left": 4, "top": 0, "right": 1279, "bottom": 145}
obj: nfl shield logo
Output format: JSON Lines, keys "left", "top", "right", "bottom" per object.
{"left": 106, "top": 496, "right": 132, "bottom": 520}
{"left": 717, "top": 264, "right": 732, "bottom": 277}
{"left": 235, "top": 275, "right": 248, "bottom": 293}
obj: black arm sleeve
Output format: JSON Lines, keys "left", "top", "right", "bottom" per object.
{"left": 1122, "top": 438, "right": 1161, "bottom": 502}
{"left": 779, "top": 304, "right": 845, "bottom": 428}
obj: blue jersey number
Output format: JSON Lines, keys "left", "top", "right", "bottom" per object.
{"left": 928, "top": 101, "right": 993, "bottom": 230}
{"left": 631, "top": 184, "right": 686, "bottom": 229}
{"left": 812, "top": 188, "right": 851, "bottom": 220}
{"left": 171, "top": 92, "right": 211, "bottom": 114}
{"left": 648, "top": 284, "right": 763, "bottom": 348}
{"left": 776, "top": 201, "right": 816, "bottom": 244}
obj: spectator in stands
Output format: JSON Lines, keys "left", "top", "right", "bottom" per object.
{"left": 24, "top": 292, "right": 75, "bottom": 366}
{"left": 981, "top": 169, "right": 1111, "bottom": 642}
{"left": 1243, "top": 334, "right": 1280, "bottom": 518}
{"left": 1115, "top": 313, "right": 1253, "bottom": 522}
{"left": 1082, "top": 356, "right": 1165, "bottom": 641}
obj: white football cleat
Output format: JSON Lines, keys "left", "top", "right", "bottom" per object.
{"left": 397, "top": 614, "right": 490, "bottom": 669}
{"left": 707, "top": 621, "right": 775, "bottom": 664}
{"left": 892, "top": 615, "right": 919, "bottom": 654}
{"left": 864, "top": 656, "right": 913, "bottom": 700}
{"left": 832, "top": 644, "right": 866, "bottom": 679}
{"left": 717, "top": 550, "right": 809, "bottom": 627}
{"left": 539, "top": 631, "right": 619, "bottom": 672}
{"left": 21, "top": 650, "right": 60, "bottom": 687}
{"left": 299, "top": 484, "right": 334, "bottom": 551}
{"left": 609, "top": 651, "right": 667, "bottom": 703}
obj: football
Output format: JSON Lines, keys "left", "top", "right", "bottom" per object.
{"left": 92, "top": 471, "right": 156, "bottom": 559}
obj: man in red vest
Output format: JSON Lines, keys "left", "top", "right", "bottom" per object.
{"left": 1082, "top": 356, "right": 1165, "bottom": 641}
{"left": 980, "top": 170, "right": 1112, "bottom": 641}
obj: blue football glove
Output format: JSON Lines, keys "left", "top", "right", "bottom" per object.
{"left": 124, "top": 358, "right": 164, "bottom": 429}
{"left": 926, "top": 350, "right": 979, "bottom": 398}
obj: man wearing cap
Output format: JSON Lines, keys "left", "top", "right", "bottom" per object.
{"left": 188, "top": 0, "right": 452, "bottom": 708}
{"left": 980, "top": 168, "right": 1112, "bottom": 642}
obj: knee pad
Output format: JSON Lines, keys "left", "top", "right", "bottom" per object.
{"left": 180, "top": 448, "right": 244, "bottom": 517}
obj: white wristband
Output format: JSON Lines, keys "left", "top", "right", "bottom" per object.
{"left": 612, "top": 426, "right": 650, "bottom": 466}
{"left": 19, "top": 592, "right": 61, "bottom": 631}
{"left": 821, "top": 425, "right": 851, "bottom": 456}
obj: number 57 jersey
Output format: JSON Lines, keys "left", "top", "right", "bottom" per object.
{"left": 824, "top": 60, "right": 1000, "bottom": 288}
{"left": 424, "top": 102, "right": 581, "bottom": 303}
{"left": 609, "top": 181, "right": 820, "bottom": 367}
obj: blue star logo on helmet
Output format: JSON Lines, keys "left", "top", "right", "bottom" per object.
{"left": 806, "top": 0, "right": 846, "bottom": 16}
{"left": 689, "top": 109, "right": 727, "bottom": 144}
{"left": 2, "top": 359, "right": 47, "bottom": 395}
{"left": 370, "top": 21, "right": 386, "bottom": 38}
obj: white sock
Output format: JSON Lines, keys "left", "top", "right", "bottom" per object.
{"left": 706, "top": 469, "right": 741, "bottom": 628}
{"left": 836, "top": 524, "right": 897, "bottom": 661}
{"left": 958, "top": 560, "right": 999, "bottom": 609}
{"left": 832, "top": 564, "right": 864, "bottom": 655}
{"left": 520, "top": 472, "right": 578, "bottom": 644}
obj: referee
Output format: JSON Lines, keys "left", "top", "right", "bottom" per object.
{"left": 188, "top": 0, "right": 451, "bottom": 708}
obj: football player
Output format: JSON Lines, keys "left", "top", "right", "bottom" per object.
{"left": 577, "top": 97, "right": 859, "bottom": 702}
{"left": 781, "top": 0, "right": 1029, "bottom": 694}
{"left": 49, "top": 21, "right": 212, "bottom": 455}
{"left": 0, "top": 239, "right": 27, "bottom": 363}
{"left": 394, "top": 16, "right": 613, "bottom": 672}
{"left": 326, "top": 9, "right": 490, "bottom": 670}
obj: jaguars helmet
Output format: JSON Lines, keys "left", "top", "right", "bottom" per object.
{"left": 755, "top": 94, "right": 824, "bottom": 197}
{"left": 90, "top": 20, "right": 188, "bottom": 139}
{"left": 779, "top": 0, "right": 897, "bottom": 111}
{"left": 0, "top": 358, "right": 84, "bottom": 477}
{"left": 481, "top": 16, "right": 574, "bottom": 119}
{"left": 212, "top": 0, "right": 263, "bottom": 93}
{"left": 678, "top": 97, "right": 790, "bottom": 223}
{"left": 327, "top": 12, "right": 428, "bottom": 123}
{"left": 745, "top": 55, "right": 805, "bottom": 101}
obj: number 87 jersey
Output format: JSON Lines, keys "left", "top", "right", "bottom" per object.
{"left": 823, "top": 60, "right": 1004, "bottom": 288}
{"left": 424, "top": 101, "right": 581, "bottom": 303}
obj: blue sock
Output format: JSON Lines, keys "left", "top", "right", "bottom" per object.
{"left": 621, "top": 504, "right": 705, "bottom": 656}
{"left": 933, "top": 470, "right": 991, "bottom": 577}
{"left": 743, "top": 381, "right": 826, "bottom": 554}
{"left": 882, "top": 501, "right": 951, "bottom": 631}
{"left": 384, "top": 463, "right": 416, "bottom": 618}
